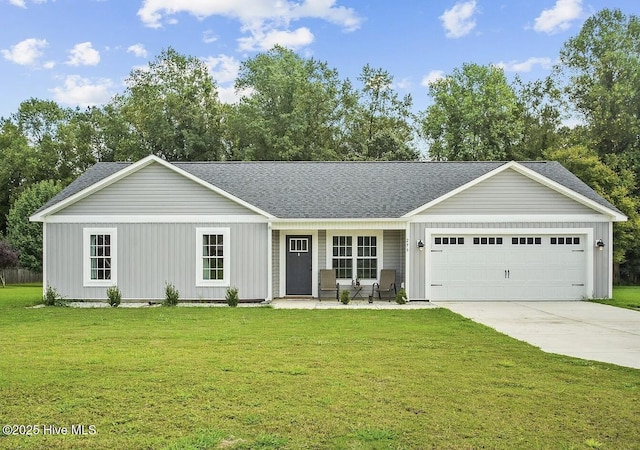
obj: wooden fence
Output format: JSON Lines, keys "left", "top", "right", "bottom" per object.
{"left": 1, "top": 268, "right": 42, "bottom": 285}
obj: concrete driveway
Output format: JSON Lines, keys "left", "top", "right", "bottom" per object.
{"left": 436, "top": 301, "right": 640, "bottom": 369}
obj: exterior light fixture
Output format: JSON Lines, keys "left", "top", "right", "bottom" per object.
{"left": 595, "top": 239, "right": 605, "bottom": 251}
{"left": 417, "top": 240, "right": 425, "bottom": 251}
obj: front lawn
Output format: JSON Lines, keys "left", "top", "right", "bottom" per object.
{"left": 0, "top": 285, "right": 638, "bottom": 449}
{"left": 592, "top": 285, "right": 640, "bottom": 310}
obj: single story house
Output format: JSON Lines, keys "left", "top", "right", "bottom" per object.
{"left": 30, "top": 155, "right": 627, "bottom": 302}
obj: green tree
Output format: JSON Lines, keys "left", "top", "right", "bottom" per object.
{"left": 231, "top": 45, "right": 351, "bottom": 161}
{"left": 0, "top": 99, "right": 93, "bottom": 234}
{"left": 108, "top": 47, "right": 225, "bottom": 161}
{"left": 421, "top": 63, "right": 524, "bottom": 161}
{"left": 512, "top": 76, "right": 563, "bottom": 160}
{"left": 6, "top": 180, "right": 62, "bottom": 272}
{"left": 0, "top": 240, "right": 19, "bottom": 287}
{"left": 342, "top": 65, "right": 418, "bottom": 160}
{"left": 557, "top": 8, "right": 640, "bottom": 158}
{"left": 544, "top": 146, "right": 639, "bottom": 272}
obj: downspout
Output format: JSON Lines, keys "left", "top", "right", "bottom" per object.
{"left": 42, "top": 219, "right": 47, "bottom": 297}
{"left": 267, "top": 222, "right": 273, "bottom": 302}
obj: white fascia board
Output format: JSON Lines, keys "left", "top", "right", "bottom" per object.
{"left": 409, "top": 214, "right": 612, "bottom": 223}
{"left": 271, "top": 218, "right": 407, "bottom": 230}
{"left": 403, "top": 161, "right": 628, "bottom": 222}
{"left": 30, "top": 155, "right": 273, "bottom": 222}
{"left": 42, "top": 214, "right": 269, "bottom": 224}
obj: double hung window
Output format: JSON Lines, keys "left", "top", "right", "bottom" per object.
{"left": 84, "top": 228, "right": 117, "bottom": 286}
{"left": 196, "top": 228, "right": 230, "bottom": 287}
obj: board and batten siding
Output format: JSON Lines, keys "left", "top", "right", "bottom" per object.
{"left": 427, "top": 169, "right": 596, "bottom": 215}
{"left": 408, "top": 221, "right": 610, "bottom": 300}
{"left": 383, "top": 230, "right": 405, "bottom": 290}
{"left": 46, "top": 222, "right": 268, "bottom": 301}
{"left": 56, "top": 162, "right": 256, "bottom": 216}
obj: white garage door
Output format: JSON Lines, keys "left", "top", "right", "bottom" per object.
{"left": 429, "top": 234, "right": 587, "bottom": 301}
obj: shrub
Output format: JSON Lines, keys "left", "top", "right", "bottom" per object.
{"left": 107, "top": 286, "right": 122, "bottom": 307}
{"left": 164, "top": 282, "right": 179, "bottom": 306}
{"left": 226, "top": 287, "right": 239, "bottom": 307}
{"left": 395, "top": 289, "right": 408, "bottom": 305}
{"left": 340, "top": 289, "right": 350, "bottom": 305}
{"left": 43, "top": 285, "right": 66, "bottom": 307}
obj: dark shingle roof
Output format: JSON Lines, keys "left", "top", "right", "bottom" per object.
{"left": 37, "top": 160, "right": 623, "bottom": 219}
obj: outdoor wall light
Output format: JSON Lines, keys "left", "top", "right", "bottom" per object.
{"left": 595, "top": 239, "right": 605, "bottom": 251}
{"left": 417, "top": 240, "right": 425, "bottom": 251}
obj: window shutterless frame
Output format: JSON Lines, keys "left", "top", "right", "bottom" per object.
{"left": 83, "top": 227, "right": 117, "bottom": 287}
{"left": 196, "top": 227, "right": 230, "bottom": 287}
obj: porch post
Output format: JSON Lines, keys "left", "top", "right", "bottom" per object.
{"left": 405, "top": 221, "right": 411, "bottom": 301}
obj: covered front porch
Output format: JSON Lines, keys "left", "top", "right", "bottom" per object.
{"left": 270, "top": 221, "right": 408, "bottom": 301}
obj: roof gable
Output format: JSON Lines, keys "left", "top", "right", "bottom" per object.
{"left": 31, "top": 159, "right": 627, "bottom": 222}
{"left": 30, "top": 155, "right": 272, "bottom": 221}
{"left": 404, "top": 161, "right": 627, "bottom": 221}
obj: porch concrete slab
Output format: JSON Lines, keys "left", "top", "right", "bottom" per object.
{"left": 436, "top": 301, "right": 640, "bottom": 369}
{"left": 269, "top": 299, "right": 438, "bottom": 310}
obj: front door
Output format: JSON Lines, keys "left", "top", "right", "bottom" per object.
{"left": 286, "top": 235, "right": 312, "bottom": 295}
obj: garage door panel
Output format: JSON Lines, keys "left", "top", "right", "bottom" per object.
{"left": 429, "top": 233, "right": 587, "bottom": 301}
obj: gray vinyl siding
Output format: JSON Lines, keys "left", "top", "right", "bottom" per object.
{"left": 57, "top": 162, "right": 257, "bottom": 216}
{"left": 427, "top": 169, "right": 596, "bottom": 215}
{"left": 318, "top": 230, "right": 327, "bottom": 270}
{"left": 46, "top": 222, "right": 268, "bottom": 301}
{"left": 383, "top": 230, "right": 405, "bottom": 290}
{"left": 408, "top": 221, "right": 610, "bottom": 300}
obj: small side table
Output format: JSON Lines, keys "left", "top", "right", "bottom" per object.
{"left": 351, "top": 280, "right": 363, "bottom": 300}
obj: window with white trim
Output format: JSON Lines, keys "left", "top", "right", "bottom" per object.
{"left": 332, "top": 236, "right": 352, "bottom": 279}
{"left": 329, "top": 233, "right": 381, "bottom": 281}
{"left": 83, "top": 228, "right": 117, "bottom": 287}
{"left": 196, "top": 228, "right": 230, "bottom": 287}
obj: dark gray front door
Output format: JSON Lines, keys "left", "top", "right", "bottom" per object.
{"left": 286, "top": 235, "right": 312, "bottom": 295}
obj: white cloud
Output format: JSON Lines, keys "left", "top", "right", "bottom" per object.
{"left": 238, "top": 26, "right": 314, "bottom": 51}
{"left": 496, "top": 57, "right": 552, "bottom": 72}
{"left": 137, "top": 0, "right": 361, "bottom": 51}
{"left": 127, "top": 43, "right": 148, "bottom": 58}
{"left": 67, "top": 42, "right": 100, "bottom": 66}
{"left": 1, "top": 37, "right": 48, "bottom": 66}
{"left": 440, "top": 0, "right": 478, "bottom": 38}
{"left": 534, "top": 0, "right": 583, "bottom": 34}
{"left": 421, "top": 70, "right": 445, "bottom": 87}
{"left": 51, "top": 75, "right": 113, "bottom": 107}
{"left": 204, "top": 54, "right": 240, "bottom": 84}
{"left": 5, "top": 0, "right": 50, "bottom": 5}
{"left": 203, "top": 30, "right": 218, "bottom": 44}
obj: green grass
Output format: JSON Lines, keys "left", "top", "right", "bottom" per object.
{"left": 0, "top": 285, "right": 639, "bottom": 449}
{"left": 592, "top": 285, "right": 640, "bottom": 310}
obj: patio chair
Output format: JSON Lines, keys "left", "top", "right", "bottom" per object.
{"left": 372, "top": 269, "right": 397, "bottom": 301}
{"left": 319, "top": 269, "right": 339, "bottom": 301}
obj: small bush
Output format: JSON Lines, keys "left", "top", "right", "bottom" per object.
{"left": 164, "top": 282, "right": 179, "bottom": 306}
{"left": 340, "top": 289, "right": 350, "bottom": 305}
{"left": 43, "top": 285, "right": 66, "bottom": 307}
{"left": 395, "top": 289, "right": 408, "bottom": 305}
{"left": 226, "top": 287, "right": 239, "bottom": 307}
{"left": 106, "top": 286, "right": 121, "bottom": 307}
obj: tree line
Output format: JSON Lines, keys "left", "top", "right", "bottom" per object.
{"left": 1, "top": 8, "right": 639, "bottom": 283}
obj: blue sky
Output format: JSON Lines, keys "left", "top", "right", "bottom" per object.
{"left": 1, "top": 0, "right": 640, "bottom": 120}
